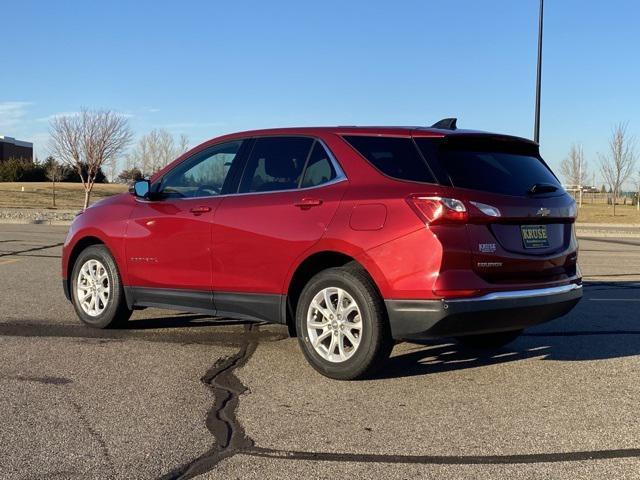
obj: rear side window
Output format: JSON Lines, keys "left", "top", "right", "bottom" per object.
{"left": 415, "top": 137, "right": 562, "bottom": 197}
{"left": 239, "top": 137, "right": 313, "bottom": 193}
{"left": 301, "top": 142, "right": 337, "bottom": 188}
{"left": 343, "top": 136, "right": 435, "bottom": 183}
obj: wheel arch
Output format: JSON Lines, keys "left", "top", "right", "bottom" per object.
{"left": 284, "top": 250, "right": 385, "bottom": 337}
{"left": 65, "top": 236, "right": 110, "bottom": 299}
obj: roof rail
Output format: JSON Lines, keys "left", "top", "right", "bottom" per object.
{"left": 430, "top": 118, "right": 457, "bottom": 130}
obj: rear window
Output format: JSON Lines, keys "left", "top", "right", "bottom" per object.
{"left": 415, "top": 136, "right": 562, "bottom": 197}
{"left": 343, "top": 136, "right": 435, "bottom": 183}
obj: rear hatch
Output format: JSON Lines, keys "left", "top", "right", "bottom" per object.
{"left": 414, "top": 134, "right": 579, "bottom": 285}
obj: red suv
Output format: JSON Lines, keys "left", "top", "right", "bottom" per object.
{"left": 62, "top": 120, "right": 582, "bottom": 379}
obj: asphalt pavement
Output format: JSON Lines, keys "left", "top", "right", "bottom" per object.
{"left": 0, "top": 224, "right": 638, "bottom": 479}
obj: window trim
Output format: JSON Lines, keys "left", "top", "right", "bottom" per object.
{"left": 146, "top": 135, "right": 347, "bottom": 202}
{"left": 296, "top": 140, "right": 318, "bottom": 189}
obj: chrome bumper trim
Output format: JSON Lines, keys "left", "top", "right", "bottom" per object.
{"left": 449, "top": 283, "right": 582, "bottom": 303}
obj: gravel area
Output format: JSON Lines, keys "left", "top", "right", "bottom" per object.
{"left": 0, "top": 207, "right": 78, "bottom": 225}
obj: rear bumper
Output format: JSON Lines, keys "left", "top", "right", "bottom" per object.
{"left": 385, "top": 283, "right": 582, "bottom": 339}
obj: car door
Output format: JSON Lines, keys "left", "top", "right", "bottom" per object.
{"left": 125, "top": 139, "right": 248, "bottom": 311}
{"left": 211, "top": 136, "right": 348, "bottom": 320}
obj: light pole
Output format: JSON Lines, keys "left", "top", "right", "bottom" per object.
{"left": 533, "top": 0, "right": 544, "bottom": 144}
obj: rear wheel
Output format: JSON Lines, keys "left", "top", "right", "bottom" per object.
{"left": 455, "top": 329, "right": 523, "bottom": 349}
{"left": 70, "top": 245, "right": 132, "bottom": 329}
{"left": 296, "top": 264, "right": 393, "bottom": 380}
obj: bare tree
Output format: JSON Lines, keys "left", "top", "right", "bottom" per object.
{"left": 107, "top": 157, "right": 119, "bottom": 183}
{"left": 179, "top": 133, "right": 189, "bottom": 155}
{"left": 598, "top": 123, "right": 637, "bottom": 216}
{"left": 50, "top": 109, "right": 132, "bottom": 210}
{"left": 560, "top": 144, "right": 588, "bottom": 188}
{"left": 126, "top": 129, "right": 189, "bottom": 176}
{"left": 44, "top": 156, "right": 65, "bottom": 208}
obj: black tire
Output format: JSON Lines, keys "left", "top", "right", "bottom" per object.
{"left": 296, "top": 263, "right": 393, "bottom": 380}
{"left": 70, "top": 245, "right": 132, "bottom": 329}
{"left": 455, "top": 329, "right": 523, "bottom": 349}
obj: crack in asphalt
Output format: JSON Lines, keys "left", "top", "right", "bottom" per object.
{"left": 69, "top": 400, "right": 116, "bottom": 477}
{"left": 578, "top": 237, "right": 640, "bottom": 247}
{"left": 149, "top": 318, "right": 640, "bottom": 475}
{"left": 582, "top": 281, "right": 640, "bottom": 290}
{"left": 8, "top": 375, "right": 73, "bottom": 385}
{"left": 7, "top": 253, "right": 62, "bottom": 258}
{"left": 158, "top": 323, "right": 259, "bottom": 480}
{"left": 0, "top": 242, "right": 64, "bottom": 258}
{"left": 524, "top": 330, "right": 640, "bottom": 336}
{"left": 242, "top": 445, "right": 640, "bottom": 465}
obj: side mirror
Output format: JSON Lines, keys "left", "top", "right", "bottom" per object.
{"left": 131, "top": 180, "right": 150, "bottom": 199}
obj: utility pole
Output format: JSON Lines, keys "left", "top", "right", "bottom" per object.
{"left": 533, "top": 0, "right": 544, "bottom": 144}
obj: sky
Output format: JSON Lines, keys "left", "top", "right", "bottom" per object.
{"left": 2, "top": 0, "right": 639, "bottom": 187}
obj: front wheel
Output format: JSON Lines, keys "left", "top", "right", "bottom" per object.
{"left": 70, "top": 245, "right": 132, "bottom": 329}
{"left": 296, "top": 264, "right": 393, "bottom": 380}
{"left": 455, "top": 329, "right": 523, "bottom": 349}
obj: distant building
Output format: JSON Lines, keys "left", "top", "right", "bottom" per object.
{"left": 0, "top": 136, "right": 33, "bottom": 162}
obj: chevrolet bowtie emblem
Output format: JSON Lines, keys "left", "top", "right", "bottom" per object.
{"left": 536, "top": 207, "right": 551, "bottom": 217}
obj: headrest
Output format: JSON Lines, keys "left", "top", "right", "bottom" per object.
{"left": 264, "top": 157, "right": 298, "bottom": 179}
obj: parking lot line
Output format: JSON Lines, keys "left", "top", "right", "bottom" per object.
{"left": 0, "top": 258, "right": 20, "bottom": 266}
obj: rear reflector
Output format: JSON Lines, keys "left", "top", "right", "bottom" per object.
{"left": 406, "top": 196, "right": 467, "bottom": 224}
{"left": 433, "top": 289, "right": 480, "bottom": 299}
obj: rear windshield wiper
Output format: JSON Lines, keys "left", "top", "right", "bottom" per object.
{"left": 527, "top": 183, "right": 558, "bottom": 195}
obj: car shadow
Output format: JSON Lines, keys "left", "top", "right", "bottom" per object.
{"left": 375, "top": 280, "right": 640, "bottom": 380}
{"left": 124, "top": 312, "right": 252, "bottom": 330}
{"left": 117, "top": 280, "right": 639, "bottom": 378}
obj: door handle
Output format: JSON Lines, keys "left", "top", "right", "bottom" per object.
{"left": 294, "top": 198, "right": 323, "bottom": 209}
{"left": 190, "top": 206, "right": 212, "bottom": 215}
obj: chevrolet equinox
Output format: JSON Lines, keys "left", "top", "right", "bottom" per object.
{"left": 62, "top": 120, "right": 582, "bottom": 379}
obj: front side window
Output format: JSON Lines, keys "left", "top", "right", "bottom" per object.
{"left": 239, "top": 137, "right": 314, "bottom": 193}
{"left": 159, "top": 140, "right": 242, "bottom": 198}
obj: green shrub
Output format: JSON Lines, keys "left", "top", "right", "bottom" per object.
{"left": 0, "top": 158, "right": 46, "bottom": 182}
{"left": 62, "top": 164, "right": 108, "bottom": 183}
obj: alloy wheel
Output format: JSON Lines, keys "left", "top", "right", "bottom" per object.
{"left": 306, "top": 287, "right": 363, "bottom": 363}
{"left": 76, "top": 259, "right": 110, "bottom": 317}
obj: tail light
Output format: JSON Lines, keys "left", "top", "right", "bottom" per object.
{"left": 469, "top": 201, "right": 501, "bottom": 218}
{"left": 406, "top": 195, "right": 467, "bottom": 225}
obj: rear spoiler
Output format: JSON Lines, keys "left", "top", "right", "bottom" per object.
{"left": 439, "top": 133, "right": 539, "bottom": 154}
